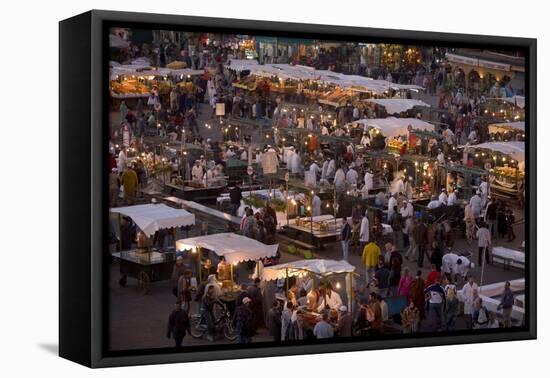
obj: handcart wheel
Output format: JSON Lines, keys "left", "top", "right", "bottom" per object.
{"left": 137, "top": 271, "right": 151, "bottom": 294}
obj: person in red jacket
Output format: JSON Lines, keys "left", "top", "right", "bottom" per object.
{"left": 425, "top": 264, "right": 441, "bottom": 288}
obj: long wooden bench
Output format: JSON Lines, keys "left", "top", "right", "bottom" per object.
{"left": 162, "top": 196, "right": 242, "bottom": 226}
{"left": 276, "top": 233, "right": 318, "bottom": 253}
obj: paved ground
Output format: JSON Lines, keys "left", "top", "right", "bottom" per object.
{"left": 109, "top": 101, "right": 526, "bottom": 351}
{"left": 108, "top": 226, "right": 524, "bottom": 350}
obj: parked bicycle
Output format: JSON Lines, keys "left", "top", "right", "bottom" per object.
{"left": 189, "top": 301, "right": 237, "bottom": 341}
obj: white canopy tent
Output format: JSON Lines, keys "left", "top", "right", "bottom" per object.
{"left": 262, "top": 259, "right": 356, "bottom": 310}
{"left": 350, "top": 117, "right": 435, "bottom": 137}
{"left": 225, "top": 60, "right": 423, "bottom": 95}
{"left": 472, "top": 141, "right": 525, "bottom": 164}
{"left": 488, "top": 121, "right": 525, "bottom": 134}
{"left": 364, "top": 99, "right": 431, "bottom": 114}
{"left": 500, "top": 95, "right": 525, "bottom": 109}
{"left": 175, "top": 233, "right": 279, "bottom": 264}
{"left": 262, "top": 259, "right": 356, "bottom": 281}
{"left": 109, "top": 34, "right": 130, "bottom": 49}
{"left": 110, "top": 204, "right": 195, "bottom": 237}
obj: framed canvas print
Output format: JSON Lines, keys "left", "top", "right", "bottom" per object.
{"left": 59, "top": 10, "right": 536, "bottom": 368}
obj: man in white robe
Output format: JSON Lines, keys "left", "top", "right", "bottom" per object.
{"left": 469, "top": 191, "right": 483, "bottom": 220}
{"left": 191, "top": 160, "right": 204, "bottom": 183}
{"left": 364, "top": 170, "right": 374, "bottom": 192}
{"left": 439, "top": 188, "right": 448, "bottom": 205}
{"left": 312, "top": 194, "right": 321, "bottom": 217}
{"left": 334, "top": 168, "right": 346, "bottom": 193}
{"left": 447, "top": 189, "right": 458, "bottom": 206}
{"left": 359, "top": 212, "right": 370, "bottom": 248}
{"left": 387, "top": 193, "right": 398, "bottom": 221}
{"left": 326, "top": 159, "right": 336, "bottom": 179}
{"left": 479, "top": 176, "right": 489, "bottom": 208}
{"left": 346, "top": 164, "right": 359, "bottom": 188}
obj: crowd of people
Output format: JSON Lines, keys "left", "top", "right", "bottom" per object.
{"left": 108, "top": 29, "right": 524, "bottom": 349}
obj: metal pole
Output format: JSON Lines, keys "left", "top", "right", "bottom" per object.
{"left": 479, "top": 246, "right": 487, "bottom": 293}
{"left": 197, "top": 247, "right": 202, "bottom": 283}
{"left": 348, "top": 272, "right": 353, "bottom": 314}
{"left": 117, "top": 212, "right": 122, "bottom": 251}
{"left": 285, "top": 268, "right": 289, "bottom": 293}
{"left": 286, "top": 179, "right": 289, "bottom": 227}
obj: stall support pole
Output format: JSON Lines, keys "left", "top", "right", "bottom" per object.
{"left": 348, "top": 272, "right": 353, "bottom": 315}
{"left": 230, "top": 263, "right": 234, "bottom": 286}
{"left": 479, "top": 247, "right": 487, "bottom": 293}
{"left": 197, "top": 247, "right": 202, "bottom": 283}
{"left": 117, "top": 213, "right": 122, "bottom": 252}
{"left": 312, "top": 272, "right": 316, "bottom": 292}
{"left": 285, "top": 268, "right": 289, "bottom": 293}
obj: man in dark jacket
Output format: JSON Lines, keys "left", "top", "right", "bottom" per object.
{"left": 341, "top": 217, "right": 352, "bottom": 261}
{"left": 374, "top": 258, "right": 390, "bottom": 298}
{"left": 167, "top": 301, "right": 190, "bottom": 347}
{"left": 235, "top": 297, "right": 254, "bottom": 343}
{"left": 388, "top": 245, "right": 403, "bottom": 296}
{"left": 413, "top": 220, "right": 428, "bottom": 268}
{"left": 247, "top": 278, "right": 264, "bottom": 331}
{"left": 267, "top": 300, "right": 282, "bottom": 342}
{"left": 485, "top": 197, "right": 498, "bottom": 237}
{"left": 229, "top": 184, "right": 243, "bottom": 215}
{"left": 498, "top": 281, "right": 515, "bottom": 328}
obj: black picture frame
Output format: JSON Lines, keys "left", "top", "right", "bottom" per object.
{"left": 59, "top": 9, "right": 537, "bottom": 368}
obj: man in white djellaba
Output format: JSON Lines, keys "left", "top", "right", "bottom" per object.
{"left": 439, "top": 188, "right": 448, "bottom": 205}
{"left": 334, "top": 167, "right": 346, "bottom": 193}
{"left": 459, "top": 275, "right": 479, "bottom": 329}
{"left": 311, "top": 193, "right": 322, "bottom": 217}
{"left": 321, "top": 158, "right": 329, "bottom": 183}
{"left": 359, "top": 211, "right": 370, "bottom": 250}
{"left": 290, "top": 150, "right": 302, "bottom": 175}
{"left": 308, "top": 161, "right": 321, "bottom": 186}
{"left": 479, "top": 176, "right": 490, "bottom": 208}
{"left": 346, "top": 163, "right": 359, "bottom": 188}
{"left": 469, "top": 190, "right": 483, "bottom": 222}
{"left": 447, "top": 188, "right": 458, "bottom": 206}
{"left": 364, "top": 169, "right": 374, "bottom": 193}
{"left": 326, "top": 158, "right": 336, "bottom": 180}
{"left": 387, "top": 193, "right": 398, "bottom": 221}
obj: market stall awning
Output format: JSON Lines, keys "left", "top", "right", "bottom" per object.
{"left": 350, "top": 117, "right": 435, "bottom": 137}
{"left": 110, "top": 204, "right": 195, "bottom": 237}
{"left": 262, "top": 259, "right": 356, "bottom": 281}
{"left": 175, "top": 233, "right": 278, "bottom": 264}
{"left": 501, "top": 95, "right": 526, "bottom": 109}
{"left": 364, "top": 99, "right": 430, "bottom": 114}
{"left": 472, "top": 141, "right": 525, "bottom": 163}
{"left": 225, "top": 60, "right": 423, "bottom": 95}
{"left": 488, "top": 121, "right": 525, "bottom": 134}
{"left": 109, "top": 34, "right": 130, "bottom": 49}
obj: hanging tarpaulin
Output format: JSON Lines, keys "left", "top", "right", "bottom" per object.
{"left": 255, "top": 36, "right": 278, "bottom": 44}
{"left": 278, "top": 37, "right": 314, "bottom": 46}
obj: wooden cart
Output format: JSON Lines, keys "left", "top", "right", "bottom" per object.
{"left": 112, "top": 250, "right": 175, "bottom": 294}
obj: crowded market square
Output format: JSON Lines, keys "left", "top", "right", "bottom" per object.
{"left": 107, "top": 27, "right": 527, "bottom": 350}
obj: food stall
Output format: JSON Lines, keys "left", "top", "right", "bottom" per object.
{"left": 110, "top": 203, "right": 196, "bottom": 293}
{"left": 262, "top": 259, "right": 357, "bottom": 327}
{"left": 481, "top": 96, "right": 525, "bottom": 122}
{"left": 363, "top": 98, "right": 430, "bottom": 117}
{"left": 348, "top": 117, "right": 436, "bottom": 143}
{"left": 466, "top": 141, "right": 525, "bottom": 200}
{"left": 488, "top": 121, "right": 525, "bottom": 141}
{"left": 175, "top": 233, "right": 279, "bottom": 284}
{"left": 226, "top": 60, "right": 423, "bottom": 107}
{"left": 109, "top": 63, "right": 203, "bottom": 109}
